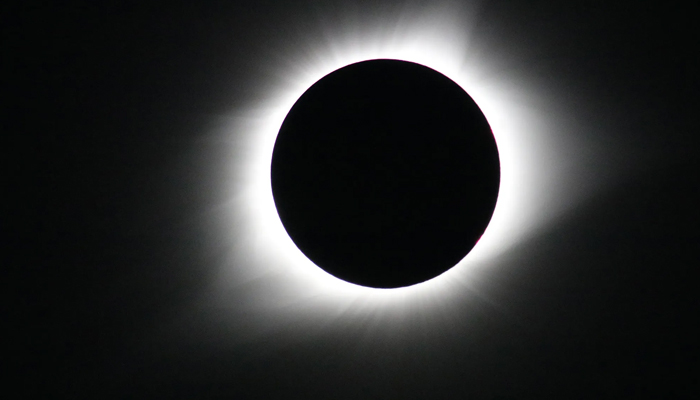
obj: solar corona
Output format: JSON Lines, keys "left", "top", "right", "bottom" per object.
{"left": 223, "top": 4, "right": 590, "bottom": 314}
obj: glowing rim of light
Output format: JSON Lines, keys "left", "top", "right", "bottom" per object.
{"left": 226, "top": 7, "right": 565, "bottom": 307}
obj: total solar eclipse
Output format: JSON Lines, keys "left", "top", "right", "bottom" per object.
{"left": 271, "top": 59, "right": 500, "bottom": 289}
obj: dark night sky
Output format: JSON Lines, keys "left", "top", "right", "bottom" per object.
{"left": 8, "top": 1, "right": 698, "bottom": 398}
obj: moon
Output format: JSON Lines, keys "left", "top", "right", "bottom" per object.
{"left": 271, "top": 59, "right": 500, "bottom": 288}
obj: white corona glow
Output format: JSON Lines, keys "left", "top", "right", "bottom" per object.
{"left": 212, "top": 3, "right": 589, "bottom": 320}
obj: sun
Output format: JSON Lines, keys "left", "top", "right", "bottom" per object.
{"left": 213, "top": 2, "right": 588, "bottom": 318}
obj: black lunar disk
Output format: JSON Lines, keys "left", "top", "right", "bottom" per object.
{"left": 271, "top": 59, "right": 500, "bottom": 288}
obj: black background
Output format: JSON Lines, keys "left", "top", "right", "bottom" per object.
{"left": 8, "top": 1, "right": 698, "bottom": 398}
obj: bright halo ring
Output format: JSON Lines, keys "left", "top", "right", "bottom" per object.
{"left": 225, "top": 6, "right": 568, "bottom": 308}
